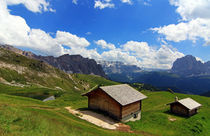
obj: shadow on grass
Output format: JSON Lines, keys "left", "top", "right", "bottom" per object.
{"left": 163, "top": 110, "right": 190, "bottom": 119}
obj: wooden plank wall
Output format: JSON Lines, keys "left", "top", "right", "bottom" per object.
{"left": 171, "top": 103, "right": 188, "bottom": 116}
{"left": 189, "top": 109, "right": 197, "bottom": 116}
{"left": 121, "top": 101, "right": 140, "bottom": 118}
{"left": 88, "top": 89, "right": 121, "bottom": 119}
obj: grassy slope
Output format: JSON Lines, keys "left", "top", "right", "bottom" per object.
{"left": 201, "top": 91, "right": 210, "bottom": 97}
{"left": 0, "top": 94, "right": 135, "bottom": 136}
{"left": 0, "top": 76, "right": 123, "bottom": 136}
{"left": 127, "top": 91, "right": 210, "bottom": 136}
{"left": 0, "top": 47, "right": 209, "bottom": 136}
{"left": 0, "top": 47, "right": 118, "bottom": 101}
{"left": 0, "top": 83, "right": 209, "bottom": 136}
{"left": 0, "top": 47, "right": 82, "bottom": 91}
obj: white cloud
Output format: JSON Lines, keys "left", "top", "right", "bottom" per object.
{"left": 94, "top": 0, "right": 115, "bottom": 9}
{"left": 28, "top": 29, "right": 63, "bottom": 56}
{"left": 121, "top": 0, "right": 132, "bottom": 4}
{"left": 0, "top": 0, "right": 185, "bottom": 69}
{"left": 169, "top": 0, "right": 210, "bottom": 20}
{"left": 64, "top": 47, "right": 102, "bottom": 60}
{"left": 101, "top": 49, "right": 141, "bottom": 66}
{"left": 154, "top": 45, "right": 184, "bottom": 68}
{"left": 196, "top": 57, "right": 204, "bottom": 63}
{"left": 98, "top": 40, "right": 184, "bottom": 69}
{"left": 123, "top": 41, "right": 153, "bottom": 58}
{"left": 56, "top": 31, "right": 90, "bottom": 48}
{"left": 138, "top": 0, "right": 151, "bottom": 6}
{"left": 95, "top": 39, "right": 116, "bottom": 50}
{"left": 0, "top": 0, "right": 91, "bottom": 57}
{"left": 152, "top": 19, "right": 210, "bottom": 44}
{"left": 85, "top": 32, "right": 92, "bottom": 35}
{"left": 5, "top": 0, "right": 55, "bottom": 13}
{"left": 152, "top": 0, "right": 210, "bottom": 45}
{"left": 72, "top": 0, "right": 78, "bottom": 5}
{"left": 122, "top": 41, "right": 184, "bottom": 68}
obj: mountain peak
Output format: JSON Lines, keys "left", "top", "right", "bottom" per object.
{"left": 98, "top": 60, "right": 141, "bottom": 74}
{"left": 171, "top": 55, "right": 209, "bottom": 76}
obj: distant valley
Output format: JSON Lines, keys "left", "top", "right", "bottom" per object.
{"left": 100, "top": 55, "right": 210, "bottom": 96}
{"left": 0, "top": 44, "right": 209, "bottom": 136}
{"left": 1, "top": 45, "right": 210, "bottom": 96}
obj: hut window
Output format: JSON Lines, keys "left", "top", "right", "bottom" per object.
{"left": 134, "top": 113, "right": 138, "bottom": 118}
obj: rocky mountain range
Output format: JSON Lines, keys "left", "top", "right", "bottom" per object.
{"left": 36, "top": 55, "right": 106, "bottom": 77}
{"left": 98, "top": 61, "right": 142, "bottom": 74}
{"left": 171, "top": 55, "right": 210, "bottom": 77}
{"left": 0, "top": 45, "right": 106, "bottom": 77}
{"left": 0, "top": 45, "right": 36, "bottom": 58}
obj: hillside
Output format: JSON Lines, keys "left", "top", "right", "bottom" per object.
{"left": 0, "top": 45, "right": 106, "bottom": 78}
{"left": 0, "top": 47, "right": 116, "bottom": 101}
{"left": 201, "top": 91, "right": 210, "bottom": 97}
{"left": 0, "top": 46, "right": 81, "bottom": 91}
{"left": 0, "top": 85, "right": 209, "bottom": 136}
{"left": 0, "top": 47, "right": 209, "bottom": 136}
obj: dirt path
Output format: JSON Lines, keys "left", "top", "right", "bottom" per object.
{"left": 65, "top": 107, "right": 131, "bottom": 131}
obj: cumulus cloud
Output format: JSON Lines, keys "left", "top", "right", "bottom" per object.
{"left": 122, "top": 41, "right": 184, "bottom": 68}
{"left": 152, "top": 0, "right": 210, "bottom": 45}
{"left": 152, "top": 19, "right": 210, "bottom": 44}
{"left": 72, "top": 0, "right": 78, "bottom": 5}
{"left": 0, "top": 0, "right": 185, "bottom": 69}
{"left": 95, "top": 39, "right": 116, "bottom": 50}
{"left": 101, "top": 49, "right": 141, "bottom": 66}
{"left": 64, "top": 47, "right": 102, "bottom": 60}
{"left": 97, "top": 40, "right": 184, "bottom": 69}
{"left": 0, "top": 0, "right": 92, "bottom": 57}
{"left": 121, "top": 0, "right": 132, "bottom": 4}
{"left": 56, "top": 31, "right": 90, "bottom": 48}
{"left": 169, "top": 0, "right": 210, "bottom": 20}
{"left": 5, "top": 0, "right": 55, "bottom": 13}
{"left": 94, "top": 0, "right": 115, "bottom": 9}
{"left": 85, "top": 32, "right": 92, "bottom": 35}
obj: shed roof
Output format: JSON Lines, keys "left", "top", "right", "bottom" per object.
{"left": 84, "top": 84, "right": 147, "bottom": 106}
{"left": 168, "top": 98, "right": 201, "bottom": 110}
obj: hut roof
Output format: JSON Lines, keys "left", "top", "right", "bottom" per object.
{"left": 83, "top": 84, "right": 147, "bottom": 106}
{"left": 168, "top": 98, "right": 202, "bottom": 110}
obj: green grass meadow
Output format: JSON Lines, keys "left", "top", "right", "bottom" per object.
{"left": 0, "top": 82, "right": 209, "bottom": 136}
{"left": 0, "top": 47, "right": 209, "bottom": 136}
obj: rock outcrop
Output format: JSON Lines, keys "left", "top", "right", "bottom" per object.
{"left": 0, "top": 45, "right": 106, "bottom": 77}
{"left": 36, "top": 54, "right": 106, "bottom": 77}
{"left": 98, "top": 61, "right": 142, "bottom": 74}
{"left": 171, "top": 55, "right": 210, "bottom": 76}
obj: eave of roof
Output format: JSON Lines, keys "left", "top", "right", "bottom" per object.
{"left": 167, "top": 98, "right": 202, "bottom": 110}
{"left": 82, "top": 84, "right": 147, "bottom": 106}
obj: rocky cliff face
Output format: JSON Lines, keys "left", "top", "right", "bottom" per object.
{"left": 204, "top": 61, "right": 210, "bottom": 70}
{"left": 98, "top": 61, "right": 142, "bottom": 74}
{"left": 0, "top": 45, "right": 106, "bottom": 77}
{"left": 36, "top": 54, "right": 106, "bottom": 77}
{"left": 0, "top": 45, "right": 35, "bottom": 58}
{"left": 171, "top": 55, "right": 210, "bottom": 76}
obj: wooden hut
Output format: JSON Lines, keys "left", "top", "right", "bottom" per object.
{"left": 82, "top": 84, "right": 147, "bottom": 122}
{"left": 167, "top": 98, "right": 202, "bottom": 117}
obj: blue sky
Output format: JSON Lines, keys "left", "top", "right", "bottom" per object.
{"left": 1, "top": 0, "right": 210, "bottom": 69}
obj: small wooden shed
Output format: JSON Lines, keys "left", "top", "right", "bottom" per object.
{"left": 167, "top": 98, "right": 202, "bottom": 117}
{"left": 82, "top": 84, "right": 147, "bottom": 122}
